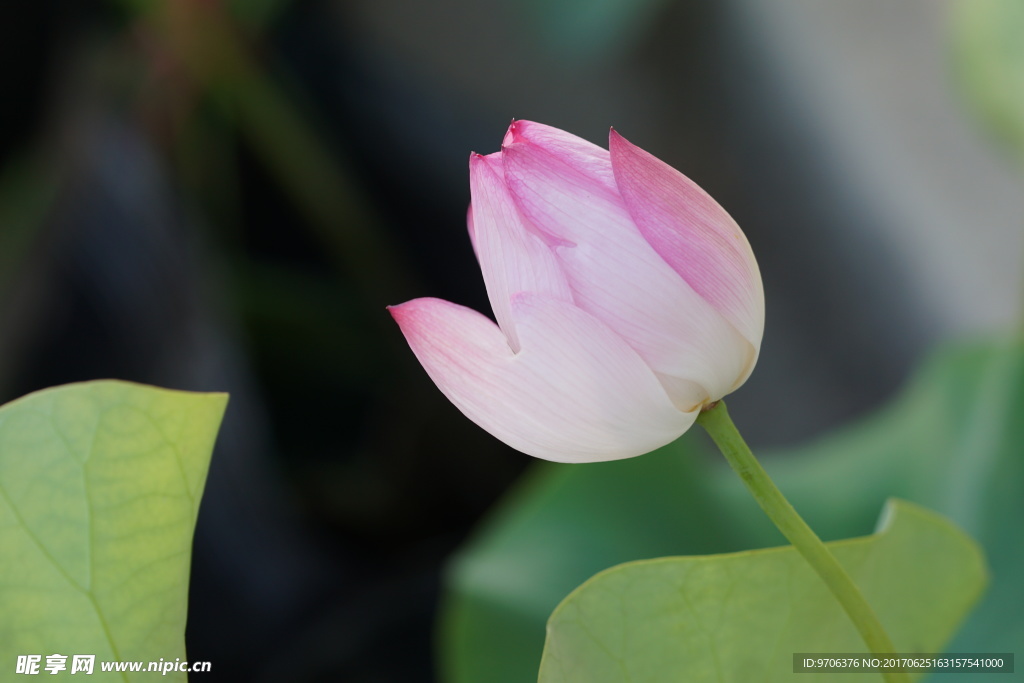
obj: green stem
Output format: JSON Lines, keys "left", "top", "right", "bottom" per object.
{"left": 696, "top": 401, "right": 909, "bottom": 683}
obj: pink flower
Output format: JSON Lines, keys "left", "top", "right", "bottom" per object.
{"left": 390, "top": 121, "right": 763, "bottom": 463}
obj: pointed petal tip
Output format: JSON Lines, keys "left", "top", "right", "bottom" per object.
{"left": 503, "top": 119, "right": 557, "bottom": 149}
{"left": 387, "top": 298, "right": 434, "bottom": 325}
{"left": 470, "top": 150, "right": 504, "bottom": 179}
{"left": 608, "top": 126, "right": 632, "bottom": 152}
{"left": 503, "top": 119, "right": 523, "bottom": 148}
{"left": 471, "top": 150, "right": 505, "bottom": 164}
{"left": 386, "top": 300, "right": 408, "bottom": 321}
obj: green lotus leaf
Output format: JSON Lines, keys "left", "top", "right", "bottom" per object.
{"left": 0, "top": 381, "right": 227, "bottom": 681}
{"left": 539, "top": 500, "right": 985, "bottom": 683}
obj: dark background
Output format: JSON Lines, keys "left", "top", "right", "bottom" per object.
{"left": 1, "top": 0, "right": 1020, "bottom": 680}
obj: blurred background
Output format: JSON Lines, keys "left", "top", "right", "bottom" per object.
{"left": 1, "top": 0, "right": 1021, "bottom": 680}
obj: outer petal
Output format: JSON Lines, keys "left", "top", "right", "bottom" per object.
{"left": 389, "top": 295, "right": 695, "bottom": 463}
{"left": 609, "top": 129, "right": 764, "bottom": 353}
{"left": 469, "top": 152, "right": 573, "bottom": 352}
{"left": 502, "top": 122, "right": 751, "bottom": 407}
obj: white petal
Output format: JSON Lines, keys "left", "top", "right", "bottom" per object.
{"left": 469, "top": 152, "right": 573, "bottom": 352}
{"left": 389, "top": 295, "right": 695, "bottom": 462}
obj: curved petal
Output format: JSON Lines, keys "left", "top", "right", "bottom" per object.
{"left": 389, "top": 295, "right": 695, "bottom": 463}
{"left": 469, "top": 152, "right": 572, "bottom": 353}
{"left": 609, "top": 129, "right": 764, "bottom": 352}
{"left": 501, "top": 122, "right": 751, "bottom": 407}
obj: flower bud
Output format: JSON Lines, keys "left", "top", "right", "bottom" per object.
{"left": 390, "top": 121, "right": 763, "bottom": 463}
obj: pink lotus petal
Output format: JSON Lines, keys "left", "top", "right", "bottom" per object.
{"left": 389, "top": 295, "right": 695, "bottom": 463}
{"left": 610, "top": 129, "right": 764, "bottom": 351}
{"left": 468, "top": 152, "right": 573, "bottom": 352}
{"left": 502, "top": 124, "right": 751, "bottom": 407}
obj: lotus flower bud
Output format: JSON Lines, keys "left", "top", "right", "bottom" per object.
{"left": 390, "top": 121, "right": 763, "bottom": 463}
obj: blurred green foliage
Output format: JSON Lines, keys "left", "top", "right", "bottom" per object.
{"left": 130, "top": 0, "right": 411, "bottom": 303}
{"left": 951, "top": 0, "right": 1024, "bottom": 162}
{"left": 440, "top": 340, "right": 1023, "bottom": 683}
{"left": 227, "top": 0, "right": 291, "bottom": 33}
{"left": 0, "top": 381, "right": 226, "bottom": 680}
